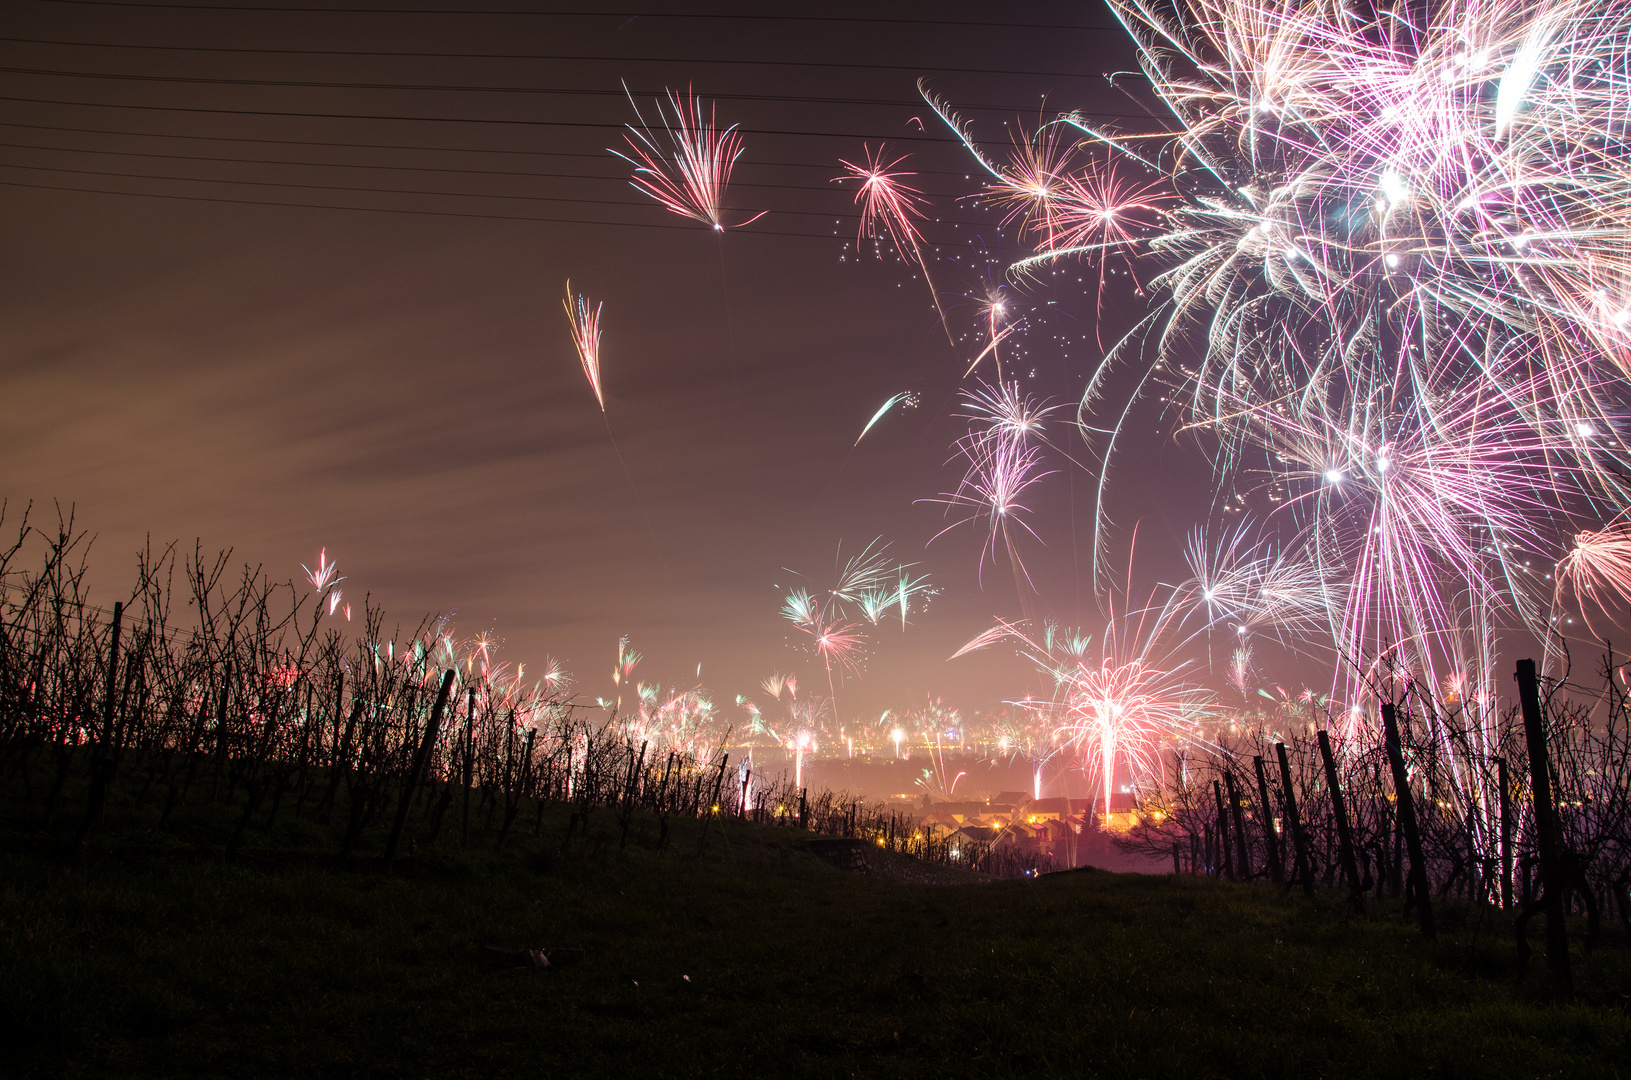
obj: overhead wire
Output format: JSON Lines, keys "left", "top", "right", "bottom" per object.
{"left": 0, "top": 4, "right": 1149, "bottom": 240}
{"left": 0, "top": 37, "right": 1133, "bottom": 84}
{"left": 0, "top": 138, "right": 989, "bottom": 201}
{"left": 0, "top": 67, "right": 1137, "bottom": 120}
{"left": 0, "top": 158, "right": 1008, "bottom": 227}
{"left": 0, "top": 119, "right": 996, "bottom": 176}
{"left": 0, "top": 175, "right": 905, "bottom": 239}
{"left": 0, "top": 91, "right": 1148, "bottom": 147}
{"left": 24, "top": 1, "right": 1117, "bottom": 33}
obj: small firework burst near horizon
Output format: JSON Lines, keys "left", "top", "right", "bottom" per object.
{"left": 302, "top": 547, "right": 350, "bottom": 619}
{"left": 953, "top": 614, "right": 1213, "bottom": 824}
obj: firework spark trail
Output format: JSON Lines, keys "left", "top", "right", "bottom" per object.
{"left": 976, "top": 703, "right": 1057, "bottom": 769}
{"left": 958, "top": 380, "right": 1062, "bottom": 451}
{"left": 971, "top": 291, "right": 1017, "bottom": 380}
{"left": 613, "top": 85, "right": 766, "bottom": 231}
{"left": 624, "top": 681, "right": 721, "bottom": 759}
{"left": 559, "top": 282, "right": 670, "bottom": 578}
{"left": 1220, "top": 373, "right": 1575, "bottom": 699}
{"left": 829, "top": 539, "right": 900, "bottom": 607}
{"left": 736, "top": 678, "right": 836, "bottom": 788}
{"left": 812, "top": 620, "right": 867, "bottom": 685}
{"left": 855, "top": 391, "right": 914, "bottom": 445}
{"left": 983, "top": 120, "right": 1081, "bottom": 249}
{"left": 930, "top": 436, "right": 1052, "bottom": 595}
{"left": 1026, "top": 163, "right": 1172, "bottom": 342}
{"left": 961, "top": 321, "right": 1019, "bottom": 379}
{"left": 835, "top": 145, "right": 955, "bottom": 342}
{"left": 563, "top": 281, "right": 605, "bottom": 411}
{"left": 380, "top": 620, "right": 574, "bottom": 748}
{"left": 853, "top": 566, "right": 934, "bottom": 630}
{"left": 782, "top": 590, "right": 868, "bottom": 689}
{"left": 1176, "top": 523, "right": 1337, "bottom": 669}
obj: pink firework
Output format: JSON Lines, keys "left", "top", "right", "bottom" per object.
{"left": 782, "top": 586, "right": 865, "bottom": 694}
{"left": 927, "top": 422, "right": 1054, "bottom": 593}
{"left": 302, "top": 547, "right": 342, "bottom": 593}
{"left": 962, "top": 290, "right": 1024, "bottom": 379}
{"left": 836, "top": 144, "right": 927, "bottom": 254}
{"left": 1045, "top": 164, "right": 1170, "bottom": 262}
{"left": 563, "top": 280, "right": 605, "bottom": 410}
{"left": 302, "top": 547, "right": 345, "bottom": 616}
{"left": 1029, "top": 163, "right": 1169, "bottom": 333}
{"left": 1055, "top": 658, "right": 1201, "bottom": 824}
{"left": 615, "top": 86, "right": 766, "bottom": 231}
{"left": 1557, "top": 522, "right": 1631, "bottom": 635}
{"left": 835, "top": 145, "right": 951, "bottom": 338}
{"left": 955, "top": 609, "right": 1211, "bottom": 824}
{"left": 811, "top": 620, "right": 866, "bottom": 684}
{"left": 985, "top": 123, "right": 1082, "bottom": 248}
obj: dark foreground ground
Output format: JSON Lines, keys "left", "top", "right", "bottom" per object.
{"left": 3, "top": 804, "right": 1629, "bottom": 1079}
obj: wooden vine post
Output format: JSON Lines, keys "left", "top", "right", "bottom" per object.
{"left": 1380, "top": 702, "right": 1434, "bottom": 938}
{"left": 1211, "top": 780, "right": 1235, "bottom": 879}
{"left": 1317, "top": 729, "right": 1363, "bottom": 899}
{"left": 1274, "top": 742, "right": 1314, "bottom": 896}
{"left": 1224, "top": 770, "right": 1252, "bottom": 879}
{"left": 1253, "top": 755, "right": 1284, "bottom": 884}
{"left": 385, "top": 669, "right": 456, "bottom": 870}
{"left": 1515, "top": 658, "right": 1571, "bottom": 987}
{"left": 79, "top": 601, "right": 124, "bottom": 843}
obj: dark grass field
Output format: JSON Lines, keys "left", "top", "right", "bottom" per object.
{"left": 3, "top": 796, "right": 1629, "bottom": 1079}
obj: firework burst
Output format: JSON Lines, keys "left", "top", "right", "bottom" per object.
{"left": 928, "top": 0, "right": 1631, "bottom": 723}
{"left": 956, "top": 603, "right": 1213, "bottom": 823}
{"left": 614, "top": 86, "right": 766, "bottom": 231}
{"left": 835, "top": 145, "right": 953, "bottom": 339}
{"left": 562, "top": 280, "right": 605, "bottom": 410}
{"left": 1556, "top": 520, "right": 1631, "bottom": 635}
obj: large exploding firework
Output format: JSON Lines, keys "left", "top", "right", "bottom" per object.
{"left": 929, "top": 0, "right": 1631, "bottom": 728}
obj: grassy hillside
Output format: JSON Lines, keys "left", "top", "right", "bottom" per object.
{"left": 2, "top": 804, "right": 1628, "bottom": 1079}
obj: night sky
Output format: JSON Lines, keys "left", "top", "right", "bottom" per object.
{"left": 0, "top": 0, "right": 1224, "bottom": 722}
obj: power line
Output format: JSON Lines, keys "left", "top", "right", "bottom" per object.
{"left": 0, "top": 175, "right": 874, "bottom": 237}
{"left": 0, "top": 158, "right": 1000, "bottom": 225}
{"left": 26, "top": 1, "right": 1117, "bottom": 33}
{"left": 0, "top": 91, "right": 1139, "bottom": 147}
{"left": 0, "top": 119, "right": 994, "bottom": 177}
{"left": 0, "top": 138, "right": 982, "bottom": 200}
{"left": 0, "top": 61, "right": 1151, "bottom": 115}
{"left": 0, "top": 50, "right": 1116, "bottom": 83}
{"left": 0, "top": 40, "right": 1145, "bottom": 105}
{"left": 0, "top": 159, "right": 762, "bottom": 213}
